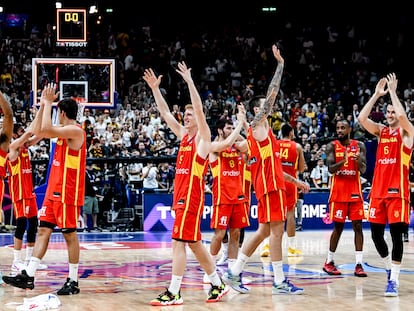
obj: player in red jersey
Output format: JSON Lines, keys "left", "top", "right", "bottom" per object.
{"left": 205, "top": 107, "right": 250, "bottom": 292}
{"left": 0, "top": 91, "right": 13, "bottom": 231}
{"left": 278, "top": 123, "right": 305, "bottom": 257}
{"left": 216, "top": 140, "right": 252, "bottom": 267}
{"left": 7, "top": 124, "right": 48, "bottom": 274}
{"left": 261, "top": 123, "right": 305, "bottom": 258}
{"left": 358, "top": 73, "right": 414, "bottom": 296}
{"left": 216, "top": 118, "right": 252, "bottom": 267}
{"left": 144, "top": 62, "right": 229, "bottom": 306}
{"left": 3, "top": 83, "right": 86, "bottom": 296}
{"left": 322, "top": 119, "right": 367, "bottom": 277}
{"left": 223, "top": 45, "right": 309, "bottom": 295}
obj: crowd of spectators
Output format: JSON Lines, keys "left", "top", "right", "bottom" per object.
{"left": 0, "top": 12, "right": 413, "bottom": 193}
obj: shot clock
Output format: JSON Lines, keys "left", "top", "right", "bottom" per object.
{"left": 56, "top": 8, "right": 87, "bottom": 48}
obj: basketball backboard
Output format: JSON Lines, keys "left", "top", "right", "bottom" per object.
{"left": 31, "top": 58, "right": 116, "bottom": 108}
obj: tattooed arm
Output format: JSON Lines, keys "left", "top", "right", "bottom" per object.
{"left": 265, "top": 45, "right": 284, "bottom": 112}
{"left": 252, "top": 45, "right": 284, "bottom": 127}
{"left": 251, "top": 44, "right": 284, "bottom": 140}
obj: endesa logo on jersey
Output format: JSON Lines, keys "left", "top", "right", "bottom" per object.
{"left": 378, "top": 157, "right": 397, "bottom": 165}
{"left": 222, "top": 170, "right": 240, "bottom": 177}
{"left": 336, "top": 169, "right": 356, "bottom": 176}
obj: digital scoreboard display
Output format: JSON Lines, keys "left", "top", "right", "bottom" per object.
{"left": 56, "top": 8, "right": 87, "bottom": 48}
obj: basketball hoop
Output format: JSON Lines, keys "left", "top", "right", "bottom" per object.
{"left": 77, "top": 102, "right": 86, "bottom": 122}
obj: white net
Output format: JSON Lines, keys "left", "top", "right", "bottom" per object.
{"left": 77, "top": 103, "right": 86, "bottom": 123}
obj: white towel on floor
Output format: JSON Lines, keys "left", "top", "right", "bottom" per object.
{"left": 15, "top": 293, "right": 61, "bottom": 311}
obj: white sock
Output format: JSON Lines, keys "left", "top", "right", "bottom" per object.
{"left": 390, "top": 263, "right": 401, "bottom": 284}
{"left": 208, "top": 270, "right": 222, "bottom": 286}
{"left": 231, "top": 252, "right": 249, "bottom": 275}
{"left": 327, "top": 251, "right": 335, "bottom": 263}
{"left": 169, "top": 275, "right": 183, "bottom": 295}
{"left": 25, "top": 246, "right": 34, "bottom": 262}
{"left": 272, "top": 261, "right": 285, "bottom": 284}
{"left": 68, "top": 263, "right": 79, "bottom": 282}
{"left": 228, "top": 258, "right": 236, "bottom": 269}
{"left": 13, "top": 249, "right": 22, "bottom": 262}
{"left": 221, "top": 242, "right": 228, "bottom": 257}
{"left": 355, "top": 251, "right": 363, "bottom": 265}
{"left": 26, "top": 257, "right": 41, "bottom": 277}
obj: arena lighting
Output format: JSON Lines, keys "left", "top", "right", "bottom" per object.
{"left": 0, "top": 7, "right": 3, "bottom": 13}
{"left": 55, "top": 2, "right": 62, "bottom": 9}
{"left": 89, "top": 5, "right": 98, "bottom": 14}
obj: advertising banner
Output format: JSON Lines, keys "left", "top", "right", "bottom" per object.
{"left": 143, "top": 192, "right": 371, "bottom": 232}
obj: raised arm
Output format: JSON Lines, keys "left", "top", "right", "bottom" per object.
{"left": 264, "top": 45, "right": 284, "bottom": 113}
{"left": 39, "top": 84, "right": 59, "bottom": 138}
{"left": 0, "top": 91, "right": 13, "bottom": 152}
{"left": 235, "top": 118, "right": 249, "bottom": 153}
{"left": 358, "top": 77, "right": 388, "bottom": 137}
{"left": 8, "top": 130, "right": 34, "bottom": 162}
{"left": 176, "top": 62, "right": 211, "bottom": 158}
{"left": 143, "top": 68, "right": 185, "bottom": 139}
{"left": 211, "top": 104, "right": 246, "bottom": 153}
{"left": 31, "top": 99, "right": 45, "bottom": 137}
{"left": 252, "top": 45, "right": 284, "bottom": 128}
{"left": 40, "top": 84, "right": 84, "bottom": 146}
{"left": 387, "top": 73, "right": 414, "bottom": 143}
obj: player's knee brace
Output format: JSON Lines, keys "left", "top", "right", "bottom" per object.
{"left": 371, "top": 223, "right": 388, "bottom": 257}
{"left": 27, "top": 216, "right": 39, "bottom": 243}
{"left": 239, "top": 228, "right": 245, "bottom": 246}
{"left": 14, "top": 217, "right": 27, "bottom": 240}
{"left": 390, "top": 223, "right": 404, "bottom": 262}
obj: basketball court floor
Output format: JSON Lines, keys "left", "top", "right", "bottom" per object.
{"left": 0, "top": 229, "right": 413, "bottom": 310}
